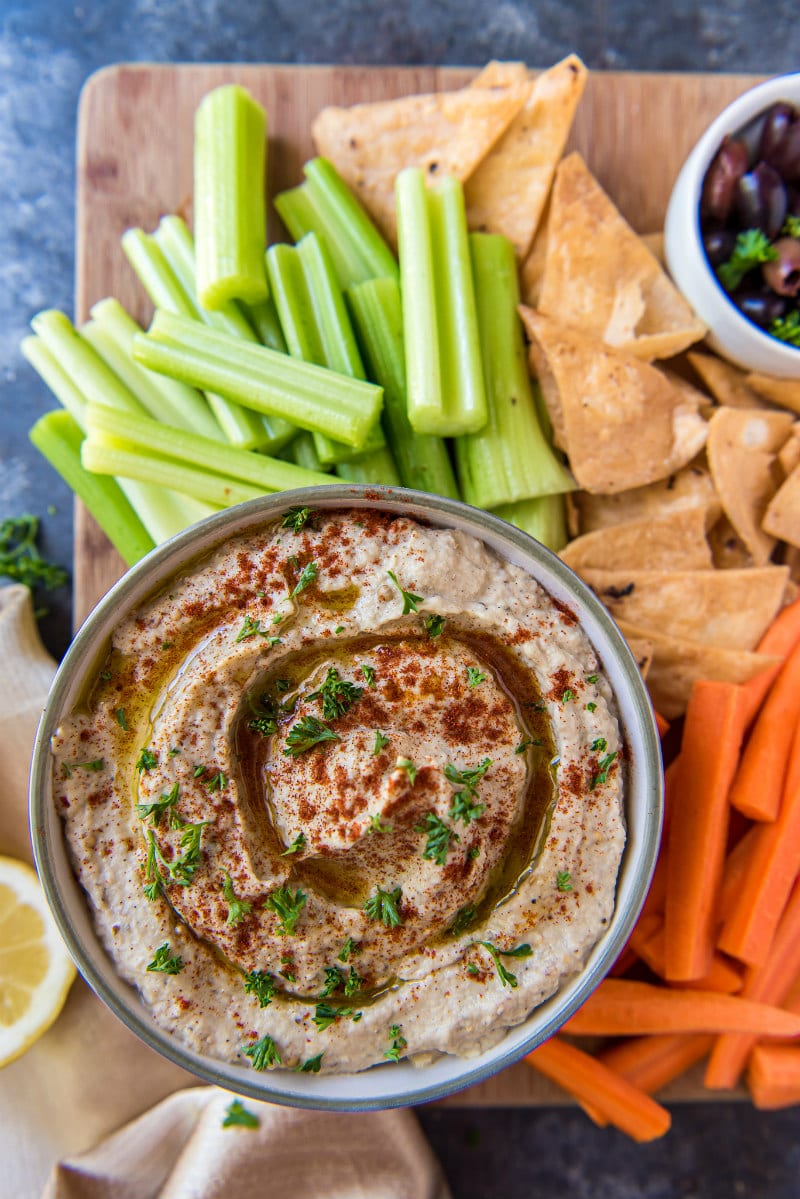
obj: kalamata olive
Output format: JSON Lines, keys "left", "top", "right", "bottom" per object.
{"left": 736, "top": 162, "right": 787, "bottom": 238}
{"left": 769, "top": 121, "right": 800, "bottom": 184}
{"left": 788, "top": 187, "right": 800, "bottom": 217}
{"left": 701, "top": 137, "right": 749, "bottom": 223}
{"left": 703, "top": 228, "right": 737, "bottom": 266}
{"left": 737, "top": 111, "right": 768, "bottom": 167}
{"left": 758, "top": 102, "right": 797, "bottom": 162}
{"left": 733, "top": 290, "right": 788, "bottom": 327}
{"left": 763, "top": 237, "right": 800, "bottom": 296}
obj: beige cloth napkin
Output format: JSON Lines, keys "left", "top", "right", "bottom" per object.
{"left": 0, "top": 585, "right": 449, "bottom": 1199}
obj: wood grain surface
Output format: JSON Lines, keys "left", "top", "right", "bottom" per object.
{"left": 75, "top": 63, "right": 760, "bottom": 1106}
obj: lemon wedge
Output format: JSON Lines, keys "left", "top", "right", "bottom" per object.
{"left": 0, "top": 855, "right": 75, "bottom": 1067}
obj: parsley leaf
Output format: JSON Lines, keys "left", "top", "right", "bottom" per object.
{"left": 135, "top": 747, "right": 158, "bottom": 773}
{"left": 424, "top": 613, "right": 445, "bottom": 637}
{"left": 384, "top": 1023, "right": 407, "bottom": 1063}
{"left": 136, "top": 781, "right": 179, "bottom": 827}
{"left": 444, "top": 759, "right": 492, "bottom": 789}
{"left": 264, "top": 884, "right": 307, "bottom": 935}
{"left": 116, "top": 708, "right": 128, "bottom": 730}
{"left": 146, "top": 942, "right": 183, "bottom": 974}
{"left": 769, "top": 310, "right": 800, "bottom": 348}
{"left": 471, "top": 940, "right": 533, "bottom": 988}
{"left": 307, "top": 666, "right": 363, "bottom": 719}
{"left": 557, "top": 871, "right": 573, "bottom": 893}
{"left": 222, "top": 1099, "right": 260, "bottom": 1129}
{"left": 313, "top": 1002, "right": 362, "bottom": 1031}
{"left": 222, "top": 872, "right": 252, "bottom": 926}
{"left": 368, "top": 812, "right": 392, "bottom": 834}
{"left": 244, "top": 1034, "right": 281, "bottom": 1070}
{"left": 290, "top": 560, "right": 318, "bottom": 598}
{"left": 449, "top": 903, "right": 477, "bottom": 936}
{"left": 590, "top": 751, "right": 618, "bottom": 789}
{"left": 415, "top": 812, "right": 459, "bottom": 865}
{"left": 444, "top": 759, "right": 491, "bottom": 825}
{"left": 61, "top": 758, "right": 104, "bottom": 778}
{"left": 562, "top": 688, "right": 574, "bottom": 703}
{"left": 591, "top": 737, "right": 607, "bottom": 752}
{"left": 244, "top": 970, "right": 276, "bottom": 1008}
{"left": 320, "top": 966, "right": 344, "bottom": 998}
{"left": 387, "top": 570, "right": 424, "bottom": 614}
{"left": 344, "top": 965, "right": 364, "bottom": 997}
{"left": 373, "top": 730, "right": 390, "bottom": 755}
{"left": 236, "top": 614, "right": 271, "bottom": 642}
{"left": 396, "top": 757, "right": 417, "bottom": 785}
{"left": 360, "top": 663, "right": 376, "bottom": 688}
{"left": 364, "top": 885, "right": 403, "bottom": 928}
{"left": 338, "top": 937, "right": 361, "bottom": 963}
{"left": 448, "top": 790, "right": 486, "bottom": 824}
{"left": 281, "top": 506, "right": 315, "bottom": 534}
{"left": 284, "top": 715, "right": 340, "bottom": 756}
{"left": 466, "top": 666, "right": 487, "bottom": 687}
{"left": 281, "top": 832, "right": 306, "bottom": 856}
{"left": 717, "top": 228, "right": 778, "bottom": 291}
{"left": 295, "top": 1052, "right": 323, "bottom": 1073}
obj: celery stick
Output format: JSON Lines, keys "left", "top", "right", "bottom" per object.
{"left": 336, "top": 447, "right": 401, "bottom": 486}
{"left": 84, "top": 302, "right": 222, "bottom": 439}
{"left": 275, "top": 157, "right": 398, "bottom": 290}
{"left": 21, "top": 336, "right": 88, "bottom": 428}
{"left": 454, "top": 234, "right": 575, "bottom": 509}
{"left": 194, "top": 85, "right": 269, "bottom": 309}
{"left": 396, "top": 169, "right": 487, "bottom": 437}
{"left": 348, "top": 277, "right": 459, "bottom": 499}
{"left": 122, "top": 228, "right": 270, "bottom": 451}
{"left": 82, "top": 438, "right": 266, "bottom": 510}
{"left": 85, "top": 402, "right": 332, "bottom": 492}
{"left": 281, "top": 432, "right": 334, "bottom": 474}
{"left": 116, "top": 478, "right": 217, "bottom": 543}
{"left": 493, "top": 495, "right": 568, "bottom": 553}
{"left": 29, "top": 410, "right": 155, "bottom": 565}
{"left": 135, "top": 310, "right": 383, "bottom": 450}
{"left": 244, "top": 298, "right": 287, "bottom": 353}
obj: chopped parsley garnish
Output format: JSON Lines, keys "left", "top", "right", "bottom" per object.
{"left": 586, "top": 702, "right": 597, "bottom": 713}
{"left": 515, "top": 739, "right": 541, "bottom": 754}
{"left": 471, "top": 940, "right": 533, "bottom": 988}
{"left": 449, "top": 903, "right": 476, "bottom": 936}
{"left": 344, "top": 965, "right": 364, "bottom": 996}
{"left": 222, "top": 872, "right": 252, "bottom": 926}
{"left": 168, "top": 819, "right": 211, "bottom": 886}
{"left": 135, "top": 747, "right": 158, "bottom": 773}
{"left": 244, "top": 970, "right": 276, "bottom": 1008}
{"left": 396, "top": 757, "right": 417, "bottom": 785}
{"left": 116, "top": 708, "right": 128, "bottom": 730}
{"left": 264, "top": 884, "right": 307, "bottom": 935}
{"left": 591, "top": 751, "right": 618, "bottom": 789}
{"left": 222, "top": 1099, "right": 260, "bottom": 1129}
{"left": 444, "top": 758, "right": 491, "bottom": 825}
{"left": 449, "top": 790, "right": 486, "bottom": 825}
{"left": 360, "top": 664, "right": 376, "bottom": 688}
{"left": 466, "top": 666, "right": 487, "bottom": 687}
{"left": 387, "top": 570, "right": 423, "bottom": 614}
{"left": 161, "top": 640, "right": 174, "bottom": 651}
{"left": 236, "top": 614, "right": 270, "bottom": 642}
{"left": 364, "top": 885, "right": 403, "bottom": 928}
{"left": 295, "top": 1052, "right": 323, "bottom": 1073}
{"left": 169, "top": 746, "right": 181, "bottom": 756}
{"left": 136, "top": 781, "right": 180, "bottom": 827}
{"left": 244, "top": 1034, "right": 281, "bottom": 1070}
{"left": 146, "top": 942, "right": 183, "bottom": 974}
{"left": 281, "top": 832, "right": 306, "bottom": 856}
{"left": 284, "top": 715, "right": 340, "bottom": 756}
{"left": 248, "top": 694, "right": 278, "bottom": 737}
{"left": 313, "top": 1001, "right": 362, "bottom": 1031}
{"left": 415, "top": 811, "right": 459, "bottom": 865}
{"left": 288, "top": 561, "right": 317, "bottom": 600}
{"left": 338, "top": 937, "right": 361, "bottom": 963}
{"left": 557, "top": 871, "right": 573, "bottom": 893}
{"left": 320, "top": 966, "right": 345, "bottom": 998}
{"left": 587, "top": 674, "right": 599, "bottom": 684}
{"left": 717, "top": 228, "right": 778, "bottom": 291}
{"left": 444, "top": 759, "right": 492, "bottom": 789}
{"left": 368, "top": 812, "right": 392, "bottom": 834}
{"left": 335, "top": 625, "right": 345, "bottom": 634}
{"left": 203, "top": 771, "right": 228, "bottom": 791}
{"left": 0, "top": 514, "right": 68, "bottom": 592}
{"left": 373, "top": 730, "right": 390, "bottom": 754}
{"left": 307, "top": 666, "right": 363, "bottom": 719}
{"left": 468, "top": 845, "right": 480, "bottom": 859}
{"left": 770, "top": 310, "right": 800, "bottom": 348}
{"left": 562, "top": 688, "right": 574, "bottom": 703}
{"left": 281, "top": 506, "right": 315, "bottom": 534}
{"left": 591, "top": 737, "right": 607, "bottom": 753}
{"left": 61, "top": 758, "right": 104, "bottom": 778}
{"left": 384, "top": 1024, "right": 407, "bottom": 1063}
{"left": 268, "top": 637, "right": 283, "bottom": 647}
{"left": 425, "top": 613, "right": 445, "bottom": 637}
{"left": 274, "top": 678, "right": 291, "bottom": 692}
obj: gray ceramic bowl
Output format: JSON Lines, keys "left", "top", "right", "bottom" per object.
{"left": 30, "top": 485, "right": 663, "bottom": 1110}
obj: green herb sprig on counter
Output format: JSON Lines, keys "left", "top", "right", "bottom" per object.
{"left": 0, "top": 514, "right": 68, "bottom": 592}
{"left": 222, "top": 1099, "right": 260, "bottom": 1129}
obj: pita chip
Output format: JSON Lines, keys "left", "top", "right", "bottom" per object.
{"left": 706, "top": 406, "right": 794, "bottom": 564}
{"left": 572, "top": 464, "right": 719, "bottom": 533}
{"left": 311, "top": 82, "right": 527, "bottom": 246}
{"left": 745, "top": 373, "right": 800, "bottom": 416}
{"left": 469, "top": 60, "right": 529, "bottom": 89}
{"left": 561, "top": 506, "right": 713, "bottom": 573}
{"left": 707, "top": 514, "right": 754, "bottom": 570}
{"left": 465, "top": 55, "right": 587, "bottom": 259}
{"left": 640, "top": 232, "right": 665, "bottom": 265}
{"left": 538, "top": 153, "right": 706, "bottom": 360}
{"left": 763, "top": 461, "right": 800, "bottom": 548}
{"left": 519, "top": 196, "right": 550, "bottom": 308}
{"left": 520, "top": 309, "right": 708, "bottom": 494}
{"left": 688, "top": 352, "right": 770, "bottom": 409}
{"left": 778, "top": 425, "right": 800, "bottom": 477}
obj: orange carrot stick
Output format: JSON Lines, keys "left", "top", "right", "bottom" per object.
{"left": 706, "top": 880, "right": 800, "bottom": 1088}
{"left": 563, "top": 979, "right": 800, "bottom": 1038}
{"left": 740, "top": 595, "right": 800, "bottom": 727}
{"left": 664, "top": 681, "right": 746, "bottom": 980}
{"left": 747, "top": 1045, "right": 800, "bottom": 1109}
{"left": 636, "top": 924, "right": 741, "bottom": 993}
{"left": 525, "top": 1036, "right": 671, "bottom": 1142}
{"left": 654, "top": 710, "right": 670, "bottom": 738}
{"left": 718, "top": 722, "right": 800, "bottom": 967}
{"left": 729, "top": 639, "right": 800, "bottom": 821}
{"left": 718, "top": 826, "right": 760, "bottom": 925}
{"left": 598, "top": 1033, "right": 714, "bottom": 1094}
{"left": 609, "top": 943, "right": 639, "bottom": 978}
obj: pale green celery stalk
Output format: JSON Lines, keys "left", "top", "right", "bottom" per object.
{"left": 85, "top": 300, "right": 222, "bottom": 439}
{"left": 336, "top": 447, "right": 401, "bottom": 486}
{"left": 244, "top": 298, "right": 287, "bottom": 353}
{"left": 122, "top": 227, "right": 270, "bottom": 451}
{"left": 154, "top": 214, "right": 295, "bottom": 454}
{"left": 194, "top": 85, "right": 269, "bottom": 309}
{"left": 85, "top": 401, "right": 333, "bottom": 491}
{"left": 275, "top": 156, "right": 398, "bottom": 290}
{"left": 281, "top": 432, "right": 334, "bottom": 474}
{"left": 348, "top": 277, "right": 459, "bottom": 499}
{"left": 83, "top": 437, "right": 266, "bottom": 510}
{"left": 135, "top": 309, "right": 383, "bottom": 450}
{"left": 493, "top": 495, "right": 568, "bottom": 553}
{"left": 29, "top": 410, "right": 155, "bottom": 565}
{"left": 454, "top": 234, "right": 575, "bottom": 509}
{"left": 265, "top": 234, "right": 385, "bottom": 465}
{"left": 396, "top": 169, "right": 487, "bottom": 437}
{"left": 21, "top": 336, "right": 88, "bottom": 428}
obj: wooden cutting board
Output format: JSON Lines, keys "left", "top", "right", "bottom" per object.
{"left": 74, "top": 63, "right": 760, "bottom": 1106}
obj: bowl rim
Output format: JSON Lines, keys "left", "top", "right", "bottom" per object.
{"left": 667, "top": 71, "right": 800, "bottom": 371}
{"left": 30, "top": 484, "right": 663, "bottom": 1110}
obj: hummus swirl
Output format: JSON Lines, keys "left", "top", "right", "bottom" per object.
{"left": 53, "top": 509, "right": 625, "bottom": 1075}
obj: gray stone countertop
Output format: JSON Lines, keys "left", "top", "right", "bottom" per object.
{"left": 2, "top": 2, "right": 799, "bottom": 1194}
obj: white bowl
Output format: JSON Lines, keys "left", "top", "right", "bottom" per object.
{"left": 30, "top": 486, "right": 662, "bottom": 1110}
{"left": 665, "top": 72, "right": 800, "bottom": 378}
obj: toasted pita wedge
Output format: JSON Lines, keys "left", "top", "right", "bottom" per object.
{"left": 640, "top": 232, "right": 665, "bottom": 265}
{"left": 706, "top": 407, "right": 794, "bottom": 564}
{"left": 616, "top": 619, "right": 781, "bottom": 719}
{"left": 311, "top": 83, "right": 527, "bottom": 246}
{"left": 519, "top": 196, "right": 550, "bottom": 308}
{"left": 579, "top": 566, "right": 789, "bottom": 651}
{"left": 781, "top": 543, "right": 800, "bottom": 585}
{"left": 746, "top": 373, "right": 800, "bottom": 416}
{"left": 707, "top": 514, "right": 753, "bottom": 570}
{"left": 470, "top": 61, "right": 529, "bottom": 89}
{"left": 465, "top": 55, "right": 587, "bottom": 259}
{"left": 779, "top": 425, "right": 800, "bottom": 477}
{"left": 572, "top": 464, "right": 719, "bottom": 533}
{"left": 520, "top": 309, "right": 708, "bottom": 494}
{"left": 626, "top": 635, "right": 655, "bottom": 680}
{"left": 561, "top": 506, "right": 712, "bottom": 573}
{"left": 688, "top": 352, "right": 769, "bottom": 409}
{"left": 763, "top": 461, "right": 800, "bottom": 548}
{"left": 538, "top": 153, "right": 706, "bottom": 360}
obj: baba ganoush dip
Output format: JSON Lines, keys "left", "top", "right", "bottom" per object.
{"left": 52, "top": 507, "right": 625, "bottom": 1075}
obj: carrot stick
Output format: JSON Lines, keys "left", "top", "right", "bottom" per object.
{"left": 664, "top": 681, "right": 746, "bottom": 980}
{"left": 747, "top": 1045, "right": 800, "bottom": 1109}
{"left": 717, "top": 722, "right": 800, "bottom": 967}
{"left": 609, "top": 944, "right": 639, "bottom": 978}
{"left": 706, "top": 880, "right": 800, "bottom": 1088}
{"left": 729, "top": 638, "right": 800, "bottom": 821}
{"left": 654, "top": 710, "right": 670, "bottom": 738}
{"left": 740, "top": 595, "right": 800, "bottom": 727}
{"left": 718, "top": 826, "right": 760, "bottom": 924}
{"left": 563, "top": 979, "right": 800, "bottom": 1038}
{"left": 525, "top": 1037, "right": 671, "bottom": 1142}
{"left": 598, "top": 1033, "right": 714, "bottom": 1094}
{"left": 636, "top": 924, "right": 742, "bottom": 993}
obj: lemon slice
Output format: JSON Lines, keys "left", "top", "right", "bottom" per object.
{"left": 0, "top": 855, "right": 75, "bottom": 1067}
